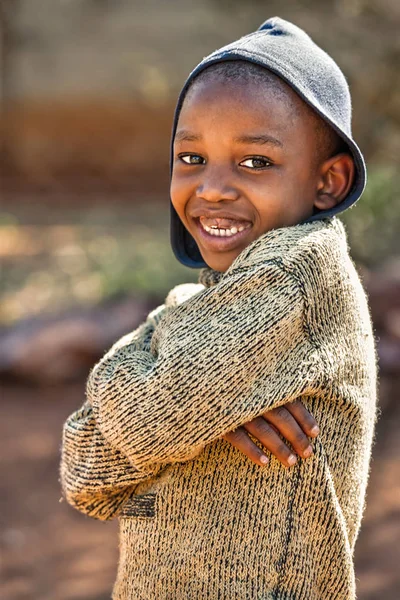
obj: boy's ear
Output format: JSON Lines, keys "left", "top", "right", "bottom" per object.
{"left": 314, "top": 153, "right": 355, "bottom": 211}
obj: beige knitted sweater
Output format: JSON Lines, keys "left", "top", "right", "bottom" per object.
{"left": 60, "top": 217, "right": 378, "bottom": 600}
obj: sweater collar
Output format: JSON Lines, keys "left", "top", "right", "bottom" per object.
{"left": 198, "top": 267, "right": 224, "bottom": 288}
{"left": 198, "top": 218, "right": 341, "bottom": 288}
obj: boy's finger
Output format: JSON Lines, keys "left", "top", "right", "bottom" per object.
{"left": 261, "top": 408, "right": 313, "bottom": 459}
{"left": 242, "top": 418, "right": 298, "bottom": 468}
{"left": 223, "top": 427, "right": 270, "bottom": 467}
{"left": 284, "top": 400, "right": 320, "bottom": 437}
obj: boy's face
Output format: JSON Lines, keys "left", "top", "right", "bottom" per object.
{"left": 171, "top": 75, "right": 334, "bottom": 271}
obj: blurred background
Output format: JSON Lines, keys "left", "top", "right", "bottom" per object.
{"left": 0, "top": 1, "right": 399, "bottom": 599}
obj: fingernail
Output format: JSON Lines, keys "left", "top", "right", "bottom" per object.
{"left": 310, "top": 425, "right": 320, "bottom": 437}
{"left": 303, "top": 445, "right": 313, "bottom": 458}
{"left": 288, "top": 454, "right": 297, "bottom": 466}
{"left": 260, "top": 455, "right": 269, "bottom": 465}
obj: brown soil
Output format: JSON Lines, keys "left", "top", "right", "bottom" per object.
{"left": 1, "top": 381, "right": 399, "bottom": 600}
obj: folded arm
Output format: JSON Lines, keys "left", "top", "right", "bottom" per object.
{"left": 60, "top": 304, "right": 169, "bottom": 521}
{"left": 60, "top": 401, "right": 169, "bottom": 520}
{"left": 88, "top": 260, "right": 321, "bottom": 473}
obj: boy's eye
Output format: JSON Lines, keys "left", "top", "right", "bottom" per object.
{"left": 240, "top": 157, "right": 272, "bottom": 169}
{"left": 179, "top": 154, "right": 205, "bottom": 165}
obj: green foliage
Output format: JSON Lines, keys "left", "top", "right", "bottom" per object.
{"left": 0, "top": 203, "right": 197, "bottom": 326}
{"left": 341, "top": 167, "right": 400, "bottom": 266}
{"left": 85, "top": 222, "right": 197, "bottom": 300}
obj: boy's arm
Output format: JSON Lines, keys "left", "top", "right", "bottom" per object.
{"left": 87, "top": 260, "right": 322, "bottom": 473}
{"left": 60, "top": 400, "right": 165, "bottom": 521}
{"left": 60, "top": 304, "right": 169, "bottom": 521}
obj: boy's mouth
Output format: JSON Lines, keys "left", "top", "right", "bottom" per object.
{"left": 193, "top": 215, "right": 253, "bottom": 251}
{"left": 198, "top": 216, "right": 252, "bottom": 237}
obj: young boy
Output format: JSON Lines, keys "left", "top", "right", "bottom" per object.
{"left": 60, "top": 17, "right": 378, "bottom": 599}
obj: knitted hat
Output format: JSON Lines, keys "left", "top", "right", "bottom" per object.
{"left": 170, "top": 16, "right": 367, "bottom": 268}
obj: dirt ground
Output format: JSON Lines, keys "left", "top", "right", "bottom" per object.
{"left": 1, "top": 380, "right": 399, "bottom": 600}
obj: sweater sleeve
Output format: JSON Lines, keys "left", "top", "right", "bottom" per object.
{"left": 87, "top": 260, "right": 322, "bottom": 472}
{"left": 60, "top": 401, "right": 167, "bottom": 521}
{"left": 59, "top": 304, "right": 168, "bottom": 521}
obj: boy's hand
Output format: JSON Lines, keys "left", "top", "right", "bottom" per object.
{"left": 222, "top": 400, "right": 319, "bottom": 468}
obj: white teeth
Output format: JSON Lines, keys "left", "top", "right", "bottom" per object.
{"left": 200, "top": 221, "right": 250, "bottom": 236}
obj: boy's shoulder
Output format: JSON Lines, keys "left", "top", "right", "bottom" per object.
{"left": 165, "top": 282, "right": 205, "bottom": 308}
{"left": 231, "top": 217, "right": 349, "bottom": 275}
{"left": 164, "top": 217, "right": 351, "bottom": 305}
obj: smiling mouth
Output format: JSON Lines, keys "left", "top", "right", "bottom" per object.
{"left": 194, "top": 216, "right": 253, "bottom": 249}
{"left": 201, "top": 223, "right": 249, "bottom": 237}
{"left": 198, "top": 216, "right": 252, "bottom": 237}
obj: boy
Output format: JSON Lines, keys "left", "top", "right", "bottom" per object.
{"left": 60, "top": 17, "right": 378, "bottom": 599}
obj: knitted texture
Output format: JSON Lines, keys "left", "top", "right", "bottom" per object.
{"left": 60, "top": 217, "right": 378, "bottom": 599}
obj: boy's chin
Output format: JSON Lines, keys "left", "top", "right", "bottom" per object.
{"left": 200, "top": 250, "right": 239, "bottom": 273}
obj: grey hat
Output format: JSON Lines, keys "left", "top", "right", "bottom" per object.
{"left": 170, "top": 16, "right": 367, "bottom": 268}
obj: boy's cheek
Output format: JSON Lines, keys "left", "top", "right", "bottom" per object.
{"left": 170, "top": 178, "right": 191, "bottom": 215}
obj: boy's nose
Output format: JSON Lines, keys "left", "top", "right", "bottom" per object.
{"left": 195, "top": 169, "right": 239, "bottom": 203}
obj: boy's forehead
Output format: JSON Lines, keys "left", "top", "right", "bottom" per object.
{"left": 180, "top": 74, "right": 309, "bottom": 132}
{"left": 187, "top": 67, "right": 298, "bottom": 108}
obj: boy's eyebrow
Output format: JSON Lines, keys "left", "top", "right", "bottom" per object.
{"left": 174, "top": 130, "right": 283, "bottom": 148}
{"left": 174, "top": 130, "right": 202, "bottom": 143}
{"left": 234, "top": 134, "right": 283, "bottom": 148}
